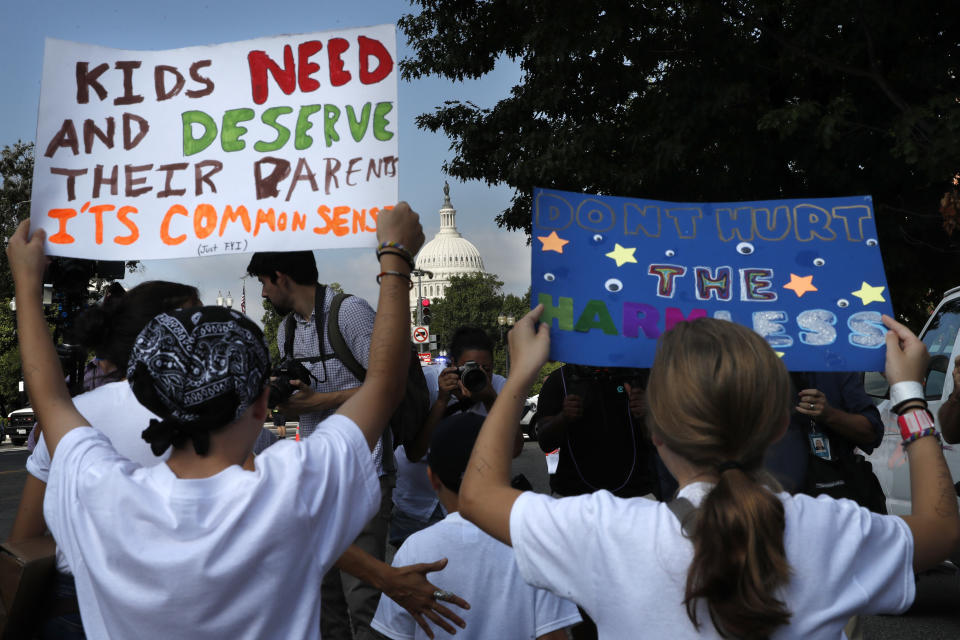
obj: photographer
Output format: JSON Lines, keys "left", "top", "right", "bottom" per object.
{"left": 535, "top": 365, "right": 663, "bottom": 500}
{"left": 391, "top": 327, "right": 516, "bottom": 548}
{"left": 246, "top": 251, "right": 390, "bottom": 640}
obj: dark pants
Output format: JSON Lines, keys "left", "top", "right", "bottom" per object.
{"left": 321, "top": 474, "right": 394, "bottom": 640}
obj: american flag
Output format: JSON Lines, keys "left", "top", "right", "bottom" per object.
{"left": 241, "top": 283, "right": 246, "bottom": 314}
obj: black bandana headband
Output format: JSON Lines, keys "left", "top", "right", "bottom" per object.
{"left": 127, "top": 306, "right": 270, "bottom": 455}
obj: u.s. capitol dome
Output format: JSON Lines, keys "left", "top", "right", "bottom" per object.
{"left": 409, "top": 183, "right": 485, "bottom": 313}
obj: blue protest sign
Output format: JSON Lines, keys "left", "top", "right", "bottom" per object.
{"left": 531, "top": 188, "right": 893, "bottom": 371}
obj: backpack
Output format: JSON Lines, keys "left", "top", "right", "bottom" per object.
{"left": 282, "top": 285, "right": 430, "bottom": 458}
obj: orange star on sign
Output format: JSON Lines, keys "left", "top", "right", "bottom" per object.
{"left": 538, "top": 231, "right": 569, "bottom": 253}
{"left": 783, "top": 273, "right": 818, "bottom": 298}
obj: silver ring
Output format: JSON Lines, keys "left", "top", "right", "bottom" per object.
{"left": 432, "top": 589, "right": 453, "bottom": 602}
{"left": 810, "top": 403, "right": 815, "bottom": 409}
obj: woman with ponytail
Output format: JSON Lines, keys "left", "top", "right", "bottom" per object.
{"left": 459, "top": 306, "right": 960, "bottom": 638}
{"left": 7, "top": 281, "right": 199, "bottom": 639}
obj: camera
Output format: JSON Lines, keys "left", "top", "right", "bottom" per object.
{"left": 267, "top": 357, "right": 313, "bottom": 408}
{"left": 457, "top": 361, "right": 488, "bottom": 393}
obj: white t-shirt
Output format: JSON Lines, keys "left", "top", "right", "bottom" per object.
{"left": 510, "top": 482, "right": 915, "bottom": 639}
{"left": 28, "top": 381, "right": 166, "bottom": 484}
{"left": 393, "top": 370, "right": 506, "bottom": 521}
{"left": 372, "top": 511, "right": 581, "bottom": 639}
{"left": 44, "top": 413, "right": 380, "bottom": 640}
{"left": 27, "top": 381, "right": 167, "bottom": 575}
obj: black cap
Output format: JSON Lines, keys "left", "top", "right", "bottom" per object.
{"left": 427, "top": 412, "right": 485, "bottom": 493}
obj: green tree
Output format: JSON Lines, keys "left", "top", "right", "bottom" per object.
{"left": 261, "top": 298, "right": 282, "bottom": 364}
{"left": 0, "top": 142, "right": 35, "bottom": 302}
{"left": 400, "top": 1, "right": 960, "bottom": 325}
{"left": 430, "top": 273, "right": 517, "bottom": 374}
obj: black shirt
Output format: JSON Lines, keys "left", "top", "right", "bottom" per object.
{"left": 535, "top": 365, "right": 659, "bottom": 498}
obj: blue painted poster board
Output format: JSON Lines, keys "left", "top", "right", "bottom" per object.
{"left": 531, "top": 188, "right": 893, "bottom": 371}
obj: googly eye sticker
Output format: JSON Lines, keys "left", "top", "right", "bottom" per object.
{"left": 836, "top": 298, "right": 849, "bottom": 308}
{"left": 813, "top": 257, "right": 825, "bottom": 267}
{"left": 865, "top": 238, "right": 878, "bottom": 247}
{"left": 665, "top": 249, "right": 676, "bottom": 257}
{"left": 604, "top": 278, "right": 624, "bottom": 293}
{"left": 591, "top": 234, "right": 604, "bottom": 244}
{"left": 736, "top": 242, "right": 755, "bottom": 255}
{"left": 543, "top": 273, "right": 556, "bottom": 282}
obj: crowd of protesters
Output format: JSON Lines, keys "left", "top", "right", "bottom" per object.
{"left": 4, "top": 200, "right": 960, "bottom": 639}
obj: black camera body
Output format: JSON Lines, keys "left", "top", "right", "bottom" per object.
{"left": 457, "top": 361, "right": 488, "bottom": 393}
{"left": 268, "top": 357, "right": 313, "bottom": 408}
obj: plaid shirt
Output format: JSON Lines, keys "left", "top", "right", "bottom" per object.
{"left": 277, "top": 287, "right": 392, "bottom": 475}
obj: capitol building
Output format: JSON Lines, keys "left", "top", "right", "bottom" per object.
{"left": 409, "top": 183, "right": 486, "bottom": 312}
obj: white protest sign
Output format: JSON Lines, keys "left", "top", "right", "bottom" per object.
{"left": 30, "top": 25, "right": 398, "bottom": 260}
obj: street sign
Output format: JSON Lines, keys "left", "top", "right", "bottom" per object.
{"left": 412, "top": 326, "right": 429, "bottom": 343}
{"left": 418, "top": 352, "right": 432, "bottom": 364}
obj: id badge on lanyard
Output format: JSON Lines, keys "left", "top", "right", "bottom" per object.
{"left": 807, "top": 419, "right": 832, "bottom": 460}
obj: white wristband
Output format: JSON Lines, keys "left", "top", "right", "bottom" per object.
{"left": 889, "top": 381, "right": 924, "bottom": 410}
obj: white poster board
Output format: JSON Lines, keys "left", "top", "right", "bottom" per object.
{"left": 30, "top": 25, "right": 398, "bottom": 260}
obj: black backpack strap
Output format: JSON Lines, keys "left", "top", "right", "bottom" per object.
{"left": 283, "top": 313, "right": 296, "bottom": 359}
{"left": 327, "top": 292, "right": 366, "bottom": 382}
{"left": 667, "top": 496, "right": 698, "bottom": 537}
{"left": 282, "top": 283, "right": 327, "bottom": 362}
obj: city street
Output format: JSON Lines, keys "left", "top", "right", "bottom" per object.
{"left": 3, "top": 438, "right": 960, "bottom": 637}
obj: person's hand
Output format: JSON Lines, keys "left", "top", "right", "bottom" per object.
{"left": 795, "top": 388, "right": 833, "bottom": 420}
{"left": 377, "top": 201, "right": 425, "bottom": 256}
{"left": 883, "top": 314, "right": 929, "bottom": 385}
{"left": 437, "top": 366, "right": 461, "bottom": 401}
{"left": 625, "top": 383, "right": 646, "bottom": 418}
{"left": 507, "top": 305, "right": 550, "bottom": 383}
{"left": 560, "top": 395, "right": 583, "bottom": 422}
{"left": 277, "top": 380, "right": 322, "bottom": 416}
{"left": 6, "top": 220, "right": 48, "bottom": 290}
{"left": 382, "top": 558, "right": 470, "bottom": 638}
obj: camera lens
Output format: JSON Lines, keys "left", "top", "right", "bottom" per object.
{"left": 462, "top": 368, "right": 487, "bottom": 393}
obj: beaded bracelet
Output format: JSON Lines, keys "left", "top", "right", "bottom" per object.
{"left": 376, "top": 270, "right": 414, "bottom": 289}
{"left": 902, "top": 427, "right": 939, "bottom": 447}
{"left": 377, "top": 241, "right": 414, "bottom": 260}
{"left": 376, "top": 248, "right": 416, "bottom": 271}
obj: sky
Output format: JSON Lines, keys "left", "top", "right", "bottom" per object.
{"left": 0, "top": 0, "right": 530, "bottom": 326}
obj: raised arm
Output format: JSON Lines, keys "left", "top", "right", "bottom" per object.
{"left": 883, "top": 315, "right": 960, "bottom": 571}
{"left": 336, "top": 203, "right": 424, "bottom": 451}
{"left": 460, "top": 305, "right": 549, "bottom": 545}
{"left": 7, "top": 221, "right": 89, "bottom": 458}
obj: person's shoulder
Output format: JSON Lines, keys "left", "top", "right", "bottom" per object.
{"left": 782, "top": 491, "right": 879, "bottom": 536}
{"left": 73, "top": 380, "right": 127, "bottom": 408}
{"left": 339, "top": 292, "right": 375, "bottom": 315}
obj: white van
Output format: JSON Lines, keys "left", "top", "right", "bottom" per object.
{"left": 865, "top": 285, "right": 960, "bottom": 515}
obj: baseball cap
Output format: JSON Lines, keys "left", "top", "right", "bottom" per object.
{"left": 427, "top": 412, "right": 485, "bottom": 493}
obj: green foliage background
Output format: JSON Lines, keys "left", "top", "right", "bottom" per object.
{"left": 400, "top": 0, "right": 960, "bottom": 328}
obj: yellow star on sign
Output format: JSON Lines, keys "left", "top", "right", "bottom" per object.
{"left": 851, "top": 281, "right": 886, "bottom": 305}
{"left": 783, "top": 273, "right": 818, "bottom": 298}
{"left": 538, "top": 231, "right": 569, "bottom": 253}
{"left": 605, "top": 243, "right": 638, "bottom": 267}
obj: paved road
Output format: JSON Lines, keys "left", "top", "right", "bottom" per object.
{"left": 4, "top": 437, "right": 959, "bottom": 636}
{"left": 0, "top": 444, "right": 29, "bottom": 540}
